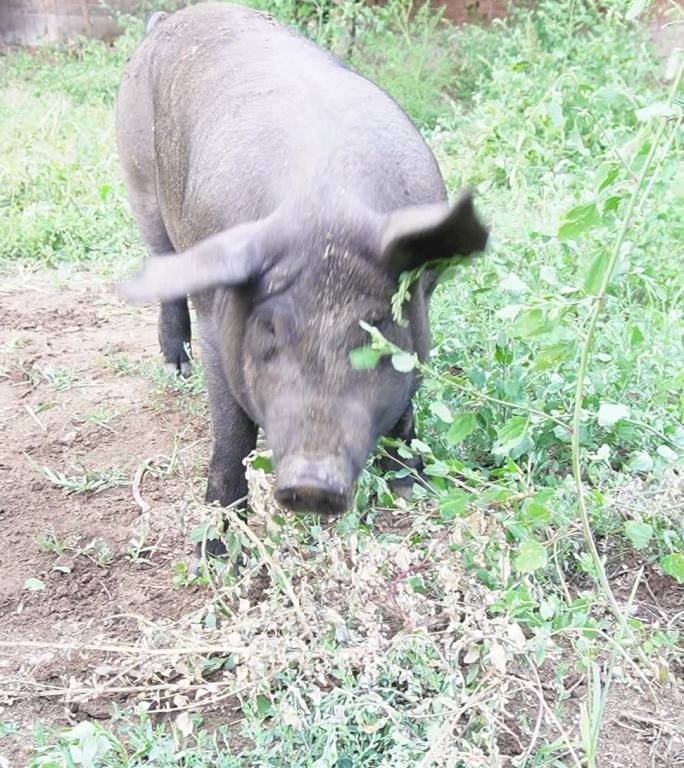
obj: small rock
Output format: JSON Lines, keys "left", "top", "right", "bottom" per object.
{"left": 59, "top": 430, "right": 78, "bottom": 445}
{"left": 77, "top": 700, "right": 112, "bottom": 720}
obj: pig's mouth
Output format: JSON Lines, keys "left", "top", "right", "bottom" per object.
{"left": 273, "top": 455, "right": 353, "bottom": 516}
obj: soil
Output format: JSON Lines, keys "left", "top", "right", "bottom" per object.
{"left": 0, "top": 269, "right": 212, "bottom": 765}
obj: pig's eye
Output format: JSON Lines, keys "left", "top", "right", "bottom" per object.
{"left": 365, "top": 316, "right": 393, "bottom": 337}
{"left": 251, "top": 304, "right": 294, "bottom": 361}
{"left": 366, "top": 316, "right": 391, "bottom": 331}
{"left": 252, "top": 313, "right": 278, "bottom": 361}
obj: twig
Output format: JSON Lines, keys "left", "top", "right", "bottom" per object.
{"left": 199, "top": 503, "right": 241, "bottom": 619}
{"left": 0, "top": 639, "right": 249, "bottom": 656}
{"left": 7, "top": 677, "right": 233, "bottom": 700}
{"left": 146, "top": 673, "right": 284, "bottom": 714}
{"left": 619, "top": 711, "right": 680, "bottom": 731}
{"left": 549, "top": 626, "right": 657, "bottom": 703}
{"left": 360, "top": 323, "right": 574, "bottom": 433}
{"left": 440, "top": 369, "right": 573, "bottom": 433}
{"left": 131, "top": 463, "right": 151, "bottom": 514}
{"left": 522, "top": 663, "right": 584, "bottom": 768}
{"left": 416, "top": 673, "right": 496, "bottom": 767}
{"left": 622, "top": 418, "right": 681, "bottom": 451}
{"left": 569, "top": 58, "right": 684, "bottom": 671}
{"left": 222, "top": 506, "right": 314, "bottom": 640}
{"left": 23, "top": 404, "right": 47, "bottom": 432}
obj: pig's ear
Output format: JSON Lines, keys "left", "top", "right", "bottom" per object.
{"left": 118, "top": 219, "right": 274, "bottom": 304}
{"left": 380, "top": 188, "right": 489, "bottom": 278}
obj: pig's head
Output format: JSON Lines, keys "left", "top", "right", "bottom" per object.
{"left": 120, "top": 190, "right": 488, "bottom": 515}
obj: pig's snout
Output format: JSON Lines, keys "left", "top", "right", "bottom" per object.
{"left": 274, "top": 455, "right": 352, "bottom": 515}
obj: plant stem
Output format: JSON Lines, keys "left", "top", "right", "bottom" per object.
{"left": 570, "top": 60, "right": 684, "bottom": 655}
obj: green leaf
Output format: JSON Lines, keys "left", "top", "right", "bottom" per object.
{"left": 496, "top": 304, "right": 523, "bottom": 321}
{"left": 624, "top": 520, "right": 653, "bottom": 550}
{"left": 626, "top": 0, "right": 648, "bottom": 21}
{"left": 251, "top": 454, "right": 273, "bottom": 473}
{"left": 24, "top": 577, "right": 45, "bottom": 591}
{"left": 446, "top": 413, "right": 477, "bottom": 445}
{"left": 500, "top": 273, "right": 529, "bottom": 293}
{"left": 514, "top": 539, "right": 548, "bottom": 574}
{"left": 396, "top": 442, "right": 413, "bottom": 459}
{"left": 190, "top": 523, "right": 221, "bottom": 545}
{"left": 439, "top": 490, "right": 470, "bottom": 520}
{"left": 584, "top": 251, "right": 609, "bottom": 294}
{"left": 430, "top": 401, "right": 453, "bottom": 424}
{"left": 391, "top": 352, "right": 417, "bottom": 373}
{"left": 511, "top": 308, "right": 552, "bottom": 338}
{"left": 493, "top": 416, "right": 529, "bottom": 457}
{"left": 635, "top": 101, "right": 672, "bottom": 121}
{"left": 628, "top": 450, "right": 654, "bottom": 473}
{"left": 411, "top": 438, "right": 432, "bottom": 454}
{"left": 533, "top": 340, "right": 575, "bottom": 370}
{"left": 661, "top": 553, "right": 684, "bottom": 584}
{"left": 657, "top": 444, "right": 679, "bottom": 463}
{"left": 597, "top": 402, "right": 630, "bottom": 428}
{"left": 424, "top": 460, "right": 449, "bottom": 477}
{"left": 256, "top": 694, "right": 274, "bottom": 717}
{"left": 558, "top": 202, "right": 601, "bottom": 241}
{"left": 523, "top": 498, "right": 551, "bottom": 527}
{"left": 596, "top": 165, "right": 619, "bottom": 193}
{"left": 539, "top": 598, "right": 556, "bottom": 620}
{"left": 602, "top": 194, "right": 622, "bottom": 214}
{"left": 630, "top": 325, "right": 644, "bottom": 346}
{"left": 546, "top": 99, "right": 564, "bottom": 127}
{"left": 349, "top": 345, "right": 383, "bottom": 370}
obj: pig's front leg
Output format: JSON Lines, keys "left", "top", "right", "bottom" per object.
{"left": 194, "top": 346, "right": 257, "bottom": 564}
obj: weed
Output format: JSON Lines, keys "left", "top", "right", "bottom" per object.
{"left": 82, "top": 538, "right": 114, "bottom": 568}
{"left": 24, "top": 364, "right": 85, "bottom": 391}
{"left": 25, "top": 454, "right": 129, "bottom": 494}
{"left": 38, "top": 524, "right": 75, "bottom": 556}
{"left": 78, "top": 408, "right": 120, "bottom": 432}
{"left": 105, "top": 350, "right": 208, "bottom": 416}
{"left": 126, "top": 526, "right": 160, "bottom": 566}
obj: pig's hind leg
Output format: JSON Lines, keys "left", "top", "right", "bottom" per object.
{"left": 158, "top": 295, "right": 192, "bottom": 378}
{"left": 117, "top": 67, "right": 192, "bottom": 377}
{"left": 134, "top": 213, "right": 192, "bottom": 378}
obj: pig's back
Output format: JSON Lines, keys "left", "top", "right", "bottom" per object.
{"left": 132, "top": 3, "right": 445, "bottom": 244}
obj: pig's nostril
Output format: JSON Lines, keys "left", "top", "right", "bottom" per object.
{"left": 275, "top": 484, "right": 348, "bottom": 515}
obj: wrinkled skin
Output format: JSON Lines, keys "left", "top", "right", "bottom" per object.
{"left": 116, "top": 3, "right": 488, "bottom": 559}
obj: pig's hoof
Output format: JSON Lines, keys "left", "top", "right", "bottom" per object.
{"left": 164, "top": 360, "right": 192, "bottom": 378}
{"left": 189, "top": 538, "right": 228, "bottom": 576}
{"left": 389, "top": 476, "right": 417, "bottom": 500}
{"left": 162, "top": 340, "right": 192, "bottom": 378}
{"left": 161, "top": 333, "right": 192, "bottom": 378}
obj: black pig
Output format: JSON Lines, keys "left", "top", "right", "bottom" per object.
{"left": 117, "top": 3, "right": 488, "bottom": 551}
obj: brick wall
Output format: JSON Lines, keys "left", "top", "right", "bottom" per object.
{"left": 0, "top": 0, "right": 138, "bottom": 45}
{"left": 0, "top": 0, "right": 521, "bottom": 46}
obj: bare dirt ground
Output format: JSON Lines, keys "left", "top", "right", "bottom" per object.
{"left": 0, "top": 269, "right": 214, "bottom": 764}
